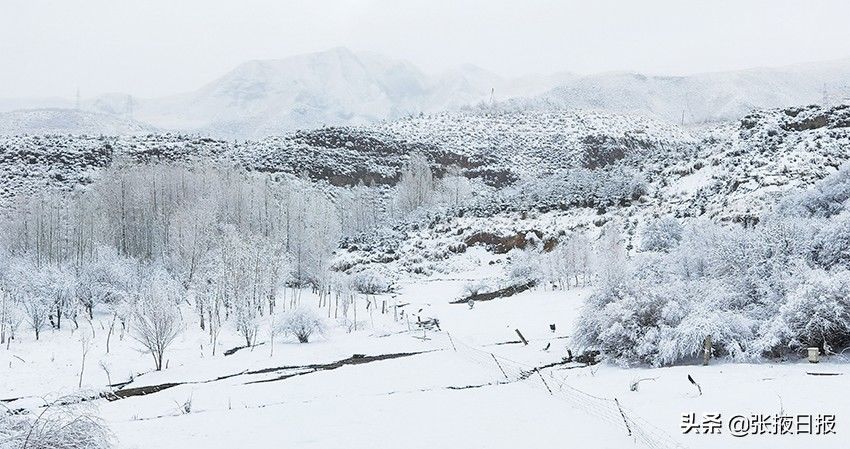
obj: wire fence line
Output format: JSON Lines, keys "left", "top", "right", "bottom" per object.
{"left": 442, "top": 333, "right": 687, "bottom": 449}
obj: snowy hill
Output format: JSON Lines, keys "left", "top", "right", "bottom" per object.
{"left": 129, "top": 49, "right": 573, "bottom": 139}
{"left": 2, "top": 105, "right": 847, "bottom": 224}
{"left": 0, "top": 108, "right": 158, "bottom": 136}
{"left": 3, "top": 51, "right": 850, "bottom": 138}
{"left": 526, "top": 59, "right": 850, "bottom": 124}
{"left": 0, "top": 109, "right": 694, "bottom": 209}
{"left": 132, "top": 48, "right": 432, "bottom": 139}
{"left": 135, "top": 52, "right": 850, "bottom": 137}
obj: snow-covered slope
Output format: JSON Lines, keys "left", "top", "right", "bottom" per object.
{"left": 133, "top": 48, "right": 431, "bottom": 138}
{"left": 0, "top": 108, "right": 158, "bottom": 136}
{"left": 527, "top": 59, "right": 850, "bottom": 124}
{"left": 4, "top": 50, "right": 850, "bottom": 138}
{"left": 138, "top": 52, "right": 850, "bottom": 137}
{"left": 130, "top": 49, "right": 572, "bottom": 139}
{"left": 2, "top": 105, "right": 847, "bottom": 226}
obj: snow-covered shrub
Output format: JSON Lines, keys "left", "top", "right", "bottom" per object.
{"left": 639, "top": 216, "right": 683, "bottom": 252}
{"left": 505, "top": 249, "right": 541, "bottom": 284}
{"left": 656, "top": 281, "right": 755, "bottom": 364}
{"left": 812, "top": 211, "right": 850, "bottom": 269}
{"left": 777, "top": 162, "right": 850, "bottom": 218}
{"left": 349, "top": 269, "right": 391, "bottom": 294}
{"left": 463, "top": 279, "right": 492, "bottom": 297}
{"left": 475, "top": 167, "right": 646, "bottom": 214}
{"left": 574, "top": 278, "right": 673, "bottom": 366}
{"left": 278, "top": 306, "right": 326, "bottom": 343}
{"left": 576, "top": 270, "right": 759, "bottom": 366}
{"left": 0, "top": 397, "right": 114, "bottom": 449}
{"left": 780, "top": 267, "right": 850, "bottom": 352}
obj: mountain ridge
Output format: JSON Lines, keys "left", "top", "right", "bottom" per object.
{"left": 1, "top": 48, "right": 849, "bottom": 137}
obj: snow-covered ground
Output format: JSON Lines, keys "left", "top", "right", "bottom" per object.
{"left": 3, "top": 260, "right": 846, "bottom": 449}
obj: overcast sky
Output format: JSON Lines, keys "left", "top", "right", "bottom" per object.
{"left": 2, "top": 0, "right": 850, "bottom": 99}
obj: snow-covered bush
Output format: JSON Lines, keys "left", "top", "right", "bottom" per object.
{"left": 462, "top": 279, "right": 492, "bottom": 297}
{"left": 0, "top": 396, "right": 114, "bottom": 449}
{"left": 639, "top": 216, "right": 683, "bottom": 252}
{"left": 575, "top": 267, "right": 759, "bottom": 366}
{"left": 471, "top": 167, "right": 647, "bottom": 215}
{"left": 576, "top": 216, "right": 821, "bottom": 365}
{"left": 278, "top": 306, "right": 326, "bottom": 343}
{"left": 656, "top": 281, "right": 755, "bottom": 364}
{"left": 350, "top": 269, "right": 392, "bottom": 294}
{"left": 812, "top": 211, "right": 850, "bottom": 269}
{"left": 780, "top": 267, "right": 850, "bottom": 352}
{"left": 574, "top": 281, "right": 671, "bottom": 366}
{"left": 505, "top": 249, "right": 541, "bottom": 284}
{"left": 777, "top": 162, "right": 850, "bottom": 218}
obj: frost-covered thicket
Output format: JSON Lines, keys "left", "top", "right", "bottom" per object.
{"left": 0, "top": 162, "right": 351, "bottom": 364}
{"left": 576, "top": 164, "right": 850, "bottom": 366}
{"left": 0, "top": 151, "right": 479, "bottom": 361}
{"left": 476, "top": 167, "right": 647, "bottom": 215}
{"left": 502, "top": 232, "right": 594, "bottom": 289}
{"left": 0, "top": 397, "right": 113, "bottom": 449}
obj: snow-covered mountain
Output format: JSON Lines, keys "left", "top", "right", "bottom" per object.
{"left": 132, "top": 48, "right": 431, "bottom": 139}
{"left": 128, "top": 48, "right": 571, "bottom": 139}
{"left": 2, "top": 49, "right": 849, "bottom": 138}
{"left": 0, "top": 108, "right": 158, "bottom": 136}
{"left": 525, "top": 59, "right": 850, "bottom": 125}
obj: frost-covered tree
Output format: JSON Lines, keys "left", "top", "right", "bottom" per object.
{"left": 131, "top": 269, "right": 183, "bottom": 371}
{"left": 781, "top": 267, "right": 850, "bottom": 353}
{"left": 594, "top": 222, "right": 629, "bottom": 289}
{"left": 6, "top": 258, "right": 52, "bottom": 340}
{"left": 76, "top": 246, "right": 137, "bottom": 320}
{"left": 435, "top": 165, "right": 474, "bottom": 208}
{"left": 639, "top": 216, "right": 683, "bottom": 252}
{"left": 278, "top": 306, "right": 326, "bottom": 343}
{"left": 505, "top": 248, "right": 542, "bottom": 284}
{"left": 395, "top": 153, "right": 434, "bottom": 214}
{"left": 812, "top": 211, "right": 850, "bottom": 269}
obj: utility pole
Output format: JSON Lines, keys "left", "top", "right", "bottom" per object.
{"left": 75, "top": 88, "right": 81, "bottom": 110}
{"left": 822, "top": 83, "right": 830, "bottom": 107}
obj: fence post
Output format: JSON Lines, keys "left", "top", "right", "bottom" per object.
{"left": 614, "top": 398, "right": 632, "bottom": 436}
{"left": 491, "top": 354, "right": 509, "bottom": 380}
{"left": 447, "top": 333, "right": 457, "bottom": 351}
{"left": 515, "top": 329, "right": 528, "bottom": 345}
{"left": 535, "top": 368, "right": 553, "bottom": 395}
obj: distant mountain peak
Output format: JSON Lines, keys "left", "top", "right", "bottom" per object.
{"left": 2, "top": 50, "right": 850, "bottom": 138}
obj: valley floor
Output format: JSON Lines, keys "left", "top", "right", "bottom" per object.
{"left": 2, "top": 266, "right": 848, "bottom": 449}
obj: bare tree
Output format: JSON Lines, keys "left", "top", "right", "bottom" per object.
{"left": 131, "top": 272, "right": 183, "bottom": 371}
{"left": 395, "top": 153, "right": 434, "bottom": 214}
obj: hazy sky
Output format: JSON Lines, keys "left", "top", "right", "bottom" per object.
{"left": 2, "top": 0, "right": 850, "bottom": 99}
